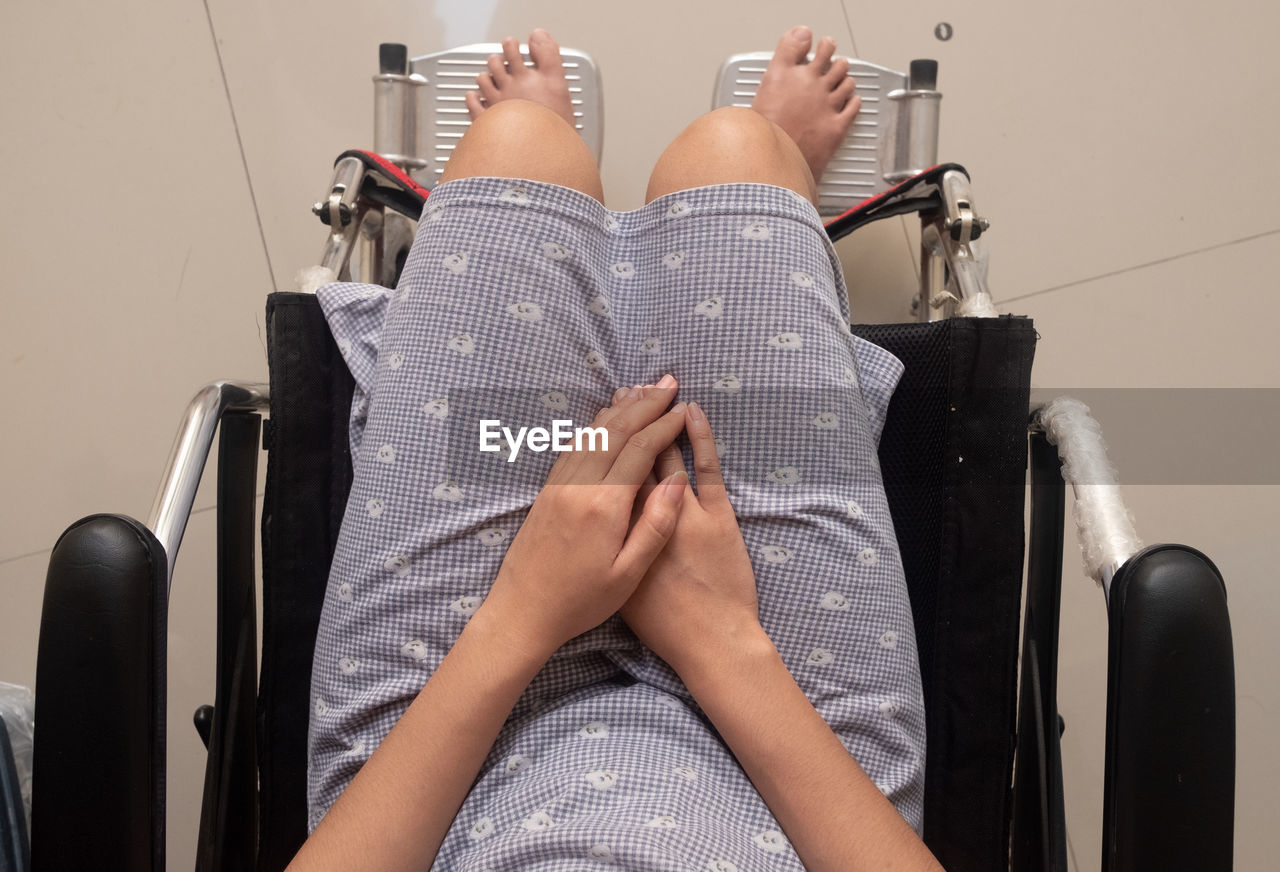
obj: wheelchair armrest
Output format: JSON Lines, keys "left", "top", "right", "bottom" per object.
{"left": 1103, "top": 545, "right": 1235, "bottom": 871}
{"left": 33, "top": 514, "right": 168, "bottom": 872}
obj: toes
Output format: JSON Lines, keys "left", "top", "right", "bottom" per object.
{"left": 476, "top": 71, "right": 500, "bottom": 104}
{"left": 528, "top": 28, "right": 564, "bottom": 73}
{"left": 831, "top": 74, "right": 856, "bottom": 108}
{"left": 501, "top": 36, "right": 525, "bottom": 76}
{"left": 486, "top": 53, "right": 508, "bottom": 85}
{"left": 812, "top": 36, "right": 836, "bottom": 74}
{"left": 823, "top": 55, "right": 850, "bottom": 87}
{"left": 464, "top": 89, "right": 485, "bottom": 120}
{"left": 772, "top": 24, "right": 813, "bottom": 65}
{"left": 838, "top": 92, "right": 863, "bottom": 120}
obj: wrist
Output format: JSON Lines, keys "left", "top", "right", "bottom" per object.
{"left": 672, "top": 619, "right": 778, "bottom": 692}
{"left": 462, "top": 602, "right": 558, "bottom": 676}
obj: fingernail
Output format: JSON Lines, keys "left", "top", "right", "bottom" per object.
{"left": 660, "top": 470, "right": 687, "bottom": 502}
{"left": 687, "top": 402, "right": 706, "bottom": 423}
{"left": 790, "top": 25, "right": 808, "bottom": 37}
{"left": 657, "top": 374, "right": 677, "bottom": 389}
{"left": 671, "top": 402, "right": 687, "bottom": 414}
{"left": 625, "top": 387, "right": 639, "bottom": 400}
{"left": 613, "top": 387, "right": 627, "bottom": 404}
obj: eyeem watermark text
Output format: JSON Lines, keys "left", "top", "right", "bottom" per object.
{"left": 479, "top": 419, "right": 608, "bottom": 462}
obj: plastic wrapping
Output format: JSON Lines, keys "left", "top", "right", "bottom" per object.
{"left": 0, "top": 681, "right": 33, "bottom": 841}
{"left": 1038, "top": 397, "right": 1143, "bottom": 587}
{"left": 951, "top": 236, "right": 999, "bottom": 318}
{"left": 295, "top": 264, "right": 338, "bottom": 294}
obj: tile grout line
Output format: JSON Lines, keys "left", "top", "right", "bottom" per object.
{"left": 202, "top": 0, "right": 278, "bottom": 291}
{"left": 1000, "top": 227, "right": 1280, "bottom": 305}
{"left": 1, "top": 491, "right": 266, "bottom": 567}
{"left": 838, "top": 0, "right": 861, "bottom": 58}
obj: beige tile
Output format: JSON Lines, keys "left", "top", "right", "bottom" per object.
{"left": 207, "top": 0, "right": 856, "bottom": 280}
{"left": 837, "top": 216, "right": 922, "bottom": 324}
{"left": 843, "top": 0, "right": 1280, "bottom": 300}
{"left": 1055, "top": 484, "right": 1280, "bottom": 870}
{"left": 164, "top": 502, "right": 221, "bottom": 867}
{"left": 0, "top": 501, "right": 241, "bottom": 868}
{"left": 1012, "top": 230, "right": 1280, "bottom": 389}
{"left": 161, "top": 493, "right": 266, "bottom": 867}
{"left": 0, "top": 1, "right": 271, "bottom": 560}
{"left": 0, "top": 550, "right": 50, "bottom": 690}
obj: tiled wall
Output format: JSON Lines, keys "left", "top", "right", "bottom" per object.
{"left": 2, "top": 1, "right": 1274, "bottom": 866}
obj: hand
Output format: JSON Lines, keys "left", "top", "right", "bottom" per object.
{"left": 475, "top": 377, "right": 690, "bottom": 660}
{"left": 618, "top": 396, "right": 765, "bottom": 679}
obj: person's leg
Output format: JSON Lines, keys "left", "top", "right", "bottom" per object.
{"left": 618, "top": 26, "right": 926, "bottom": 828}
{"left": 443, "top": 29, "right": 604, "bottom": 204}
{"left": 644, "top": 25, "right": 859, "bottom": 207}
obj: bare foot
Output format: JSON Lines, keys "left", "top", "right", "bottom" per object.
{"left": 751, "top": 25, "right": 860, "bottom": 182}
{"left": 465, "top": 29, "right": 576, "bottom": 127}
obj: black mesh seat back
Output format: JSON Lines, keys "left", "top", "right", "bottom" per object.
{"left": 854, "top": 317, "right": 1036, "bottom": 871}
{"left": 258, "top": 295, "right": 1035, "bottom": 871}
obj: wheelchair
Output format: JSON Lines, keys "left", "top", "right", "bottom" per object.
{"left": 17, "top": 41, "right": 1235, "bottom": 872}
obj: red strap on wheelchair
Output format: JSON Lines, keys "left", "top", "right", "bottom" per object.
{"left": 823, "top": 162, "right": 969, "bottom": 242}
{"left": 334, "top": 149, "right": 431, "bottom": 218}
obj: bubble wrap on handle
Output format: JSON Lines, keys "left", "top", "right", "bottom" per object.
{"left": 1039, "top": 397, "right": 1143, "bottom": 586}
{"left": 0, "top": 681, "right": 33, "bottom": 843}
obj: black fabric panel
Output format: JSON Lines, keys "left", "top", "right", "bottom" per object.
{"left": 257, "top": 293, "right": 355, "bottom": 871}
{"left": 32, "top": 515, "right": 168, "bottom": 872}
{"left": 197, "top": 413, "right": 261, "bottom": 871}
{"left": 854, "top": 317, "right": 1036, "bottom": 872}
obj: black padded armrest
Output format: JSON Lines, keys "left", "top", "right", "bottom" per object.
{"left": 32, "top": 515, "right": 167, "bottom": 872}
{"left": 1103, "top": 545, "right": 1234, "bottom": 871}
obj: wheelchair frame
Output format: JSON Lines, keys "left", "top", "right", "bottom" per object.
{"left": 23, "top": 45, "right": 1235, "bottom": 872}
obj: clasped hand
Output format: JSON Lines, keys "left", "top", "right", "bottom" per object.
{"left": 476, "top": 375, "right": 761, "bottom": 676}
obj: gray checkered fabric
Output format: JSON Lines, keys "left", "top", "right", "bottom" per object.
{"left": 308, "top": 176, "right": 925, "bottom": 869}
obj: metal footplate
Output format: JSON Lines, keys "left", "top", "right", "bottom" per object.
{"left": 713, "top": 54, "right": 941, "bottom": 216}
{"left": 403, "top": 44, "right": 605, "bottom": 185}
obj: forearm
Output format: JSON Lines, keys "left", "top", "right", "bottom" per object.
{"left": 287, "top": 607, "right": 550, "bottom": 871}
{"left": 679, "top": 626, "right": 943, "bottom": 872}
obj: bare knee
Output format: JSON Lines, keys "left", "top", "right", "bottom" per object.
{"left": 645, "top": 106, "right": 815, "bottom": 204}
{"left": 441, "top": 99, "right": 604, "bottom": 203}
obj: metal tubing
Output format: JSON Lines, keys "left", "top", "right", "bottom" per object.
{"left": 315, "top": 157, "right": 366, "bottom": 279}
{"left": 886, "top": 88, "right": 941, "bottom": 183}
{"left": 918, "top": 221, "right": 946, "bottom": 321}
{"left": 147, "top": 380, "right": 269, "bottom": 585}
{"left": 373, "top": 72, "right": 429, "bottom": 171}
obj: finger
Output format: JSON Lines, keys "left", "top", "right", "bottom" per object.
{"left": 464, "top": 89, "right": 485, "bottom": 120}
{"left": 546, "top": 404, "right": 612, "bottom": 482}
{"left": 603, "top": 403, "right": 688, "bottom": 488}
{"left": 654, "top": 443, "right": 685, "bottom": 483}
{"left": 501, "top": 37, "right": 525, "bottom": 77}
{"left": 685, "top": 402, "right": 730, "bottom": 508}
{"left": 631, "top": 470, "right": 660, "bottom": 527}
{"left": 614, "top": 470, "right": 687, "bottom": 578}
{"left": 611, "top": 384, "right": 646, "bottom": 408}
{"left": 580, "top": 375, "right": 680, "bottom": 479}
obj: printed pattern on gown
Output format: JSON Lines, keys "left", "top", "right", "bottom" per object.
{"left": 308, "top": 176, "right": 926, "bottom": 870}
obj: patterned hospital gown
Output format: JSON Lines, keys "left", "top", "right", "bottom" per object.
{"left": 308, "top": 176, "right": 926, "bottom": 870}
